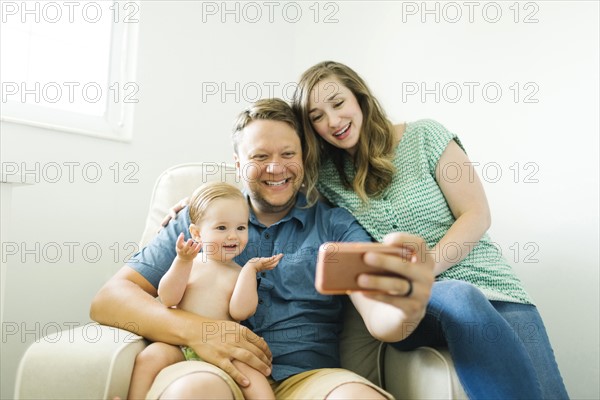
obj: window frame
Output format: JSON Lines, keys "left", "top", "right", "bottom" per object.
{"left": 0, "top": 1, "right": 140, "bottom": 142}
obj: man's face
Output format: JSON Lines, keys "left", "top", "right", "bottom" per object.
{"left": 234, "top": 119, "right": 304, "bottom": 219}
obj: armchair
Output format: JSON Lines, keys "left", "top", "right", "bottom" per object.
{"left": 15, "top": 162, "right": 466, "bottom": 399}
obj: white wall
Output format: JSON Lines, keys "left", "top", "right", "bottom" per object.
{"left": 1, "top": 1, "right": 598, "bottom": 398}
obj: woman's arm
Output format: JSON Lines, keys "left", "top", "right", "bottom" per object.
{"left": 229, "top": 255, "right": 282, "bottom": 321}
{"left": 157, "top": 233, "right": 200, "bottom": 306}
{"left": 432, "top": 140, "right": 491, "bottom": 275}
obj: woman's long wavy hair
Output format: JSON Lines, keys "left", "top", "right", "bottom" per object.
{"left": 292, "top": 61, "right": 396, "bottom": 205}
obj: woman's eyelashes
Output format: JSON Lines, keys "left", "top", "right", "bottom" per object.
{"left": 309, "top": 101, "right": 345, "bottom": 123}
{"left": 310, "top": 113, "right": 323, "bottom": 123}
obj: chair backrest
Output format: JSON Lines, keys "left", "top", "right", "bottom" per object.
{"left": 139, "top": 162, "right": 241, "bottom": 247}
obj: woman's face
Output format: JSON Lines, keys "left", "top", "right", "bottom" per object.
{"left": 307, "top": 77, "right": 363, "bottom": 156}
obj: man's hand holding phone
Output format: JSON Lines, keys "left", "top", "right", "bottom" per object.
{"left": 317, "top": 233, "right": 434, "bottom": 342}
{"left": 317, "top": 234, "right": 434, "bottom": 322}
{"left": 316, "top": 239, "right": 422, "bottom": 295}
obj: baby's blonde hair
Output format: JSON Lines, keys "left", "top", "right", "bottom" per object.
{"left": 188, "top": 182, "right": 246, "bottom": 225}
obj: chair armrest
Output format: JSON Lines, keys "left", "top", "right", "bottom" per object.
{"left": 15, "top": 323, "right": 147, "bottom": 400}
{"left": 379, "top": 343, "right": 467, "bottom": 399}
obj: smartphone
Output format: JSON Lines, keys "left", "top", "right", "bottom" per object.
{"left": 315, "top": 242, "right": 410, "bottom": 295}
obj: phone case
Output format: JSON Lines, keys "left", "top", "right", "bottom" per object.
{"left": 315, "top": 242, "right": 405, "bottom": 295}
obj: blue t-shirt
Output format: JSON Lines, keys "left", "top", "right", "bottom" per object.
{"left": 127, "top": 193, "right": 372, "bottom": 380}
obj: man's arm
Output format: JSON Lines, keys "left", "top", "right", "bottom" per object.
{"left": 348, "top": 233, "right": 434, "bottom": 342}
{"left": 328, "top": 207, "right": 434, "bottom": 342}
{"left": 90, "top": 265, "right": 272, "bottom": 387}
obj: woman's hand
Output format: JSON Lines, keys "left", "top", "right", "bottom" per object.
{"left": 159, "top": 197, "right": 190, "bottom": 230}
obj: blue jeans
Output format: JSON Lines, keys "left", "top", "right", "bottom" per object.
{"left": 391, "top": 280, "right": 569, "bottom": 399}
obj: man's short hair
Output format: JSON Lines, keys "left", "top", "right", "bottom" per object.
{"left": 232, "top": 98, "right": 299, "bottom": 154}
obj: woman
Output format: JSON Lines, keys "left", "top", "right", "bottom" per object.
{"left": 292, "top": 61, "right": 568, "bottom": 399}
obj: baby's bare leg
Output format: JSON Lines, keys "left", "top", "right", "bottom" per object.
{"left": 232, "top": 359, "right": 275, "bottom": 400}
{"left": 128, "top": 342, "right": 184, "bottom": 400}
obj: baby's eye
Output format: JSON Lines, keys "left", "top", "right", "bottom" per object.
{"left": 216, "top": 226, "right": 226, "bottom": 230}
{"left": 237, "top": 226, "right": 247, "bottom": 231}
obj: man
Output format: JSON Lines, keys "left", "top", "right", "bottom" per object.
{"left": 90, "top": 98, "right": 434, "bottom": 399}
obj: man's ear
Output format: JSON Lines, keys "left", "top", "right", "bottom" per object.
{"left": 233, "top": 152, "right": 240, "bottom": 170}
{"left": 189, "top": 224, "right": 201, "bottom": 242}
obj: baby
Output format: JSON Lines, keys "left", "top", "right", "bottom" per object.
{"left": 127, "top": 181, "right": 281, "bottom": 399}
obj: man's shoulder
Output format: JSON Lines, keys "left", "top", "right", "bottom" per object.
{"left": 291, "top": 193, "right": 351, "bottom": 222}
{"left": 284, "top": 197, "right": 371, "bottom": 244}
{"left": 309, "top": 197, "right": 332, "bottom": 211}
{"left": 309, "top": 200, "right": 361, "bottom": 230}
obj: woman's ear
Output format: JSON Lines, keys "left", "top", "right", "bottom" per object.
{"left": 189, "top": 224, "right": 201, "bottom": 242}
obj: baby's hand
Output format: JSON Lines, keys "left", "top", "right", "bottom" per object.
{"left": 175, "top": 232, "right": 201, "bottom": 261}
{"left": 245, "top": 253, "right": 283, "bottom": 272}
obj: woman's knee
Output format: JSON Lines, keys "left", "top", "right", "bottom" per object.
{"left": 430, "top": 280, "right": 499, "bottom": 321}
{"left": 432, "top": 280, "right": 488, "bottom": 304}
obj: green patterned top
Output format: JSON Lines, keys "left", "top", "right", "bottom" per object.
{"left": 317, "top": 119, "right": 533, "bottom": 304}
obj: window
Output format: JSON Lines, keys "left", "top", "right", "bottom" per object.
{"left": 1, "top": 1, "right": 139, "bottom": 141}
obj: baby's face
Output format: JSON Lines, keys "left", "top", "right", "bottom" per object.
{"left": 197, "top": 197, "right": 249, "bottom": 262}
